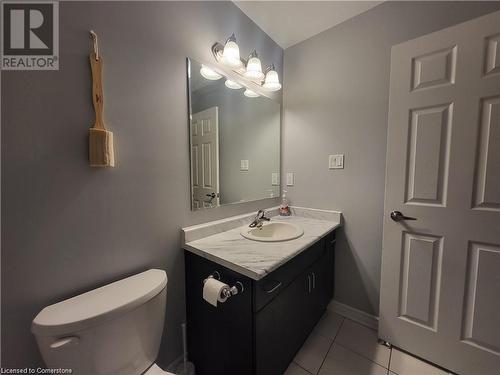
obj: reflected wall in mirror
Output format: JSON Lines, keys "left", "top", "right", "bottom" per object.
{"left": 188, "top": 58, "right": 281, "bottom": 210}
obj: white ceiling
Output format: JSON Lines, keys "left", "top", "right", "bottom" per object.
{"left": 234, "top": 1, "right": 383, "bottom": 49}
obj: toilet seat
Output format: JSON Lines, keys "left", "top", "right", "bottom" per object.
{"left": 144, "top": 364, "right": 175, "bottom": 375}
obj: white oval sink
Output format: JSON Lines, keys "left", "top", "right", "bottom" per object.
{"left": 240, "top": 221, "right": 304, "bottom": 242}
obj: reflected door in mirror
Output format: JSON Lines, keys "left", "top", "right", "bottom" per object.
{"left": 191, "top": 107, "right": 220, "bottom": 209}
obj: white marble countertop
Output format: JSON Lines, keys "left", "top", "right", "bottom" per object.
{"left": 182, "top": 208, "right": 341, "bottom": 280}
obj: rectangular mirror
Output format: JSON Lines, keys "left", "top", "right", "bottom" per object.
{"left": 187, "top": 58, "right": 281, "bottom": 210}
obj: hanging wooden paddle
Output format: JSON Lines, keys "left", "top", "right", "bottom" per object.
{"left": 89, "top": 30, "right": 115, "bottom": 167}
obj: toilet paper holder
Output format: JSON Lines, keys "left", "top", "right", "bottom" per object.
{"left": 203, "top": 271, "right": 244, "bottom": 299}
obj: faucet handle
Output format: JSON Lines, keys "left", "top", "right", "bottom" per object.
{"left": 261, "top": 210, "right": 271, "bottom": 221}
{"left": 249, "top": 210, "right": 270, "bottom": 228}
{"left": 255, "top": 210, "right": 270, "bottom": 220}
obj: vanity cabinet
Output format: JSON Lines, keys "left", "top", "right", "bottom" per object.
{"left": 185, "top": 230, "right": 336, "bottom": 375}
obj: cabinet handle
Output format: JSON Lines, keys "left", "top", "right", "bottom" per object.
{"left": 308, "top": 274, "right": 312, "bottom": 293}
{"left": 312, "top": 272, "right": 316, "bottom": 289}
{"left": 264, "top": 281, "right": 282, "bottom": 294}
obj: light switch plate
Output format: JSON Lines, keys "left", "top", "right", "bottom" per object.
{"left": 329, "top": 154, "right": 344, "bottom": 169}
{"left": 271, "top": 173, "right": 279, "bottom": 186}
{"left": 240, "top": 160, "right": 249, "bottom": 171}
{"left": 286, "top": 172, "right": 294, "bottom": 186}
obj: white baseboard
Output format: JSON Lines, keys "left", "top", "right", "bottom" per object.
{"left": 328, "top": 300, "right": 379, "bottom": 331}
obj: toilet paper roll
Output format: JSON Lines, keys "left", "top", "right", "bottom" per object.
{"left": 203, "top": 278, "right": 229, "bottom": 307}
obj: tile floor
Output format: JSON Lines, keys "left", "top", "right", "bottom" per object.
{"left": 285, "top": 310, "right": 453, "bottom": 375}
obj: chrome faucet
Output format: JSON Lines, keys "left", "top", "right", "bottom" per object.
{"left": 249, "top": 210, "right": 270, "bottom": 228}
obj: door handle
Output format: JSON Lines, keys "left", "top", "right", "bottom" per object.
{"left": 307, "top": 274, "right": 312, "bottom": 294}
{"left": 311, "top": 272, "right": 316, "bottom": 289}
{"left": 204, "top": 192, "right": 217, "bottom": 204}
{"left": 390, "top": 211, "right": 417, "bottom": 222}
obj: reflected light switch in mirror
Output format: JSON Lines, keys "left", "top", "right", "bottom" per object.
{"left": 329, "top": 154, "right": 344, "bottom": 169}
{"left": 240, "top": 160, "right": 249, "bottom": 171}
{"left": 272, "top": 173, "right": 279, "bottom": 186}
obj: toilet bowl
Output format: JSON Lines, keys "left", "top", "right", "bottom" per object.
{"left": 32, "top": 269, "right": 176, "bottom": 375}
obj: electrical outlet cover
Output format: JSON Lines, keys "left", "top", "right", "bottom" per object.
{"left": 240, "top": 160, "right": 249, "bottom": 171}
{"left": 272, "top": 173, "right": 279, "bottom": 186}
{"left": 329, "top": 154, "right": 344, "bottom": 169}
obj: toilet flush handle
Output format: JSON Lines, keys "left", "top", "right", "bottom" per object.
{"left": 50, "top": 336, "right": 80, "bottom": 350}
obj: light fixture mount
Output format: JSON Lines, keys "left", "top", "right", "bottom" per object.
{"left": 248, "top": 49, "right": 258, "bottom": 59}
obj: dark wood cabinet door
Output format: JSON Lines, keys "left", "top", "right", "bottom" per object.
{"left": 310, "top": 250, "right": 333, "bottom": 321}
{"left": 185, "top": 252, "right": 253, "bottom": 375}
{"left": 254, "top": 272, "right": 311, "bottom": 375}
{"left": 308, "top": 237, "right": 335, "bottom": 322}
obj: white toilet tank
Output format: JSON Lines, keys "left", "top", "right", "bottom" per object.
{"left": 32, "top": 269, "right": 168, "bottom": 375}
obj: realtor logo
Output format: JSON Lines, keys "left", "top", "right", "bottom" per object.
{"left": 1, "top": 1, "right": 59, "bottom": 70}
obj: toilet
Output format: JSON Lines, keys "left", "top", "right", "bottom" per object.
{"left": 31, "top": 269, "right": 175, "bottom": 375}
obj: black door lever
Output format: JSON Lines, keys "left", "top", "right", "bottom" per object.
{"left": 390, "top": 211, "right": 417, "bottom": 222}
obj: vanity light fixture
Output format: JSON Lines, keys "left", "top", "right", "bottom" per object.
{"left": 221, "top": 34, "right": 242, "bottom": 68}
{"left": 244, "top": 89, "right": 259, "bottom": 98}
{"left": 225, "top": 79, "right": 243, "bottom": 90}
{"left": 211, "top": 34, "right": 281, "bottom": 92}
{"left": 200, "top": 65, "right": 222, "bottom": 80}
{"left": 244, "top": 50, "right": 264, "bottom": 80}
{"left": 263, "top": 64, "right": 282, "bottom": 91}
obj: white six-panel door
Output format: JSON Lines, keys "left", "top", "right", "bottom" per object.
{"left": 380, "top": 10, "right": 500, "bottom": 375}
{"left": 190, "top": 107, "right": 220, "bottom": 209}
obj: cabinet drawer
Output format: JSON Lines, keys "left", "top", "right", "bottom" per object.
{"left": 253, "top": 238, "right": 325, "bottom": 312}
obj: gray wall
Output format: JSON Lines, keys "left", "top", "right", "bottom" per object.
{"left": 191, "top": 78, "right": 280, "bottom": 204}
{"left": 282, "top": 1, "right": 500, "bottom": 316}
{"left": 1, "top": 1, "right": 282, "bottom": 368}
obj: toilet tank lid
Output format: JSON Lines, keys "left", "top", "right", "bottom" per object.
{"left": 32, "top": 269, "right": 167, "bottom": 336}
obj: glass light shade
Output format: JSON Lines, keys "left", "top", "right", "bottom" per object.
{"left": 244, "top": 89, "right": 259, "bottom": 98}
{"left": 263, "top": 69, "right": 282, "bottom": 91}
{"left": 244, "top": 56, "right": 264, "bottom": 80}
{"left": 222, "top": 40, "right": 242, "bottom": 68}
{"left": 225, "top": 79, "right": 242, "bottom": 90}
{"left": 200, "top": 65, "right": 222, "bottom": 80}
